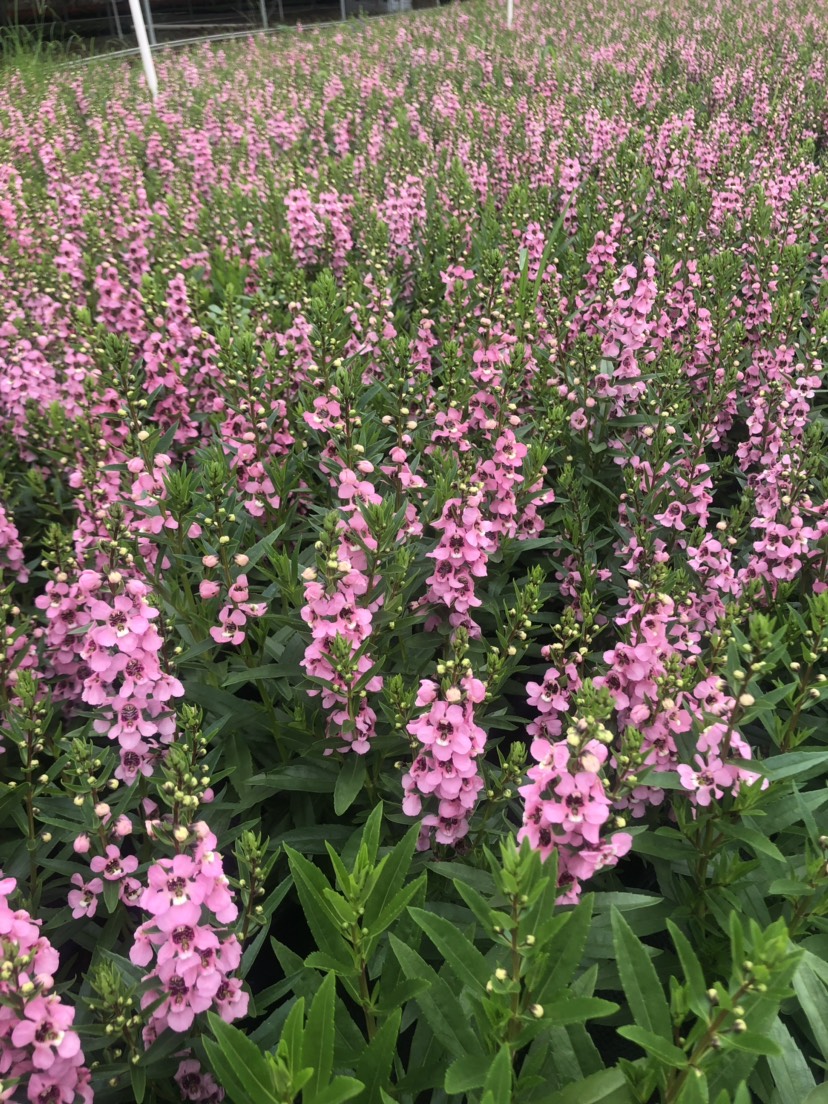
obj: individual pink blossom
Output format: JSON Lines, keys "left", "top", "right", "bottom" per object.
{"left": 67, "top": 875, "right": 103, "bottom": 920}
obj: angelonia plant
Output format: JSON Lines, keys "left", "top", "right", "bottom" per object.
{"left": 2, "top": 0, "right": 828, "bottom": 1100}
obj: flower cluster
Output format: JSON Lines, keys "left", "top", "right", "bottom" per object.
{"left": 130, "top": 823, "right": 248, "bottom": 1040}
{"left": 403, "top": 673, "right": 488, "bottom": 849}
{"left": 200, "top": 556, "right": 267, "bottom": 648}
{"left": 0, "top": 503, "right": 27, "bottom": 584}
{"left": 418, "top": 495, "right": 497, "bottom": 638}
{"left": 300, "top": 471, "right": 384, "bottom": 754}
{"left": 81, "top": 572, "right": 184, "bottom": 782}
{"left": 519, "top": 733, "right": 633, "bottom": 903}
{"left": 0, "top": 875, "right": 91, "bottom": 1104}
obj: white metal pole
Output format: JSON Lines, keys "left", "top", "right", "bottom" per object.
{"left": 259, "top": 0, "right": 268, "bottom": 29}
{"left": 506, "top": 0, "right": 513, "bottom": 28}
{"left": 128, "top": 0, "right": 159, "bottom": 100}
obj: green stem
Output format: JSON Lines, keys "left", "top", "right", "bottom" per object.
{"left": 358, "top": 956, "right": 377, "bottom": 1041}
{"left": 665, "top": 981, "right": 750, "bottom": 1103}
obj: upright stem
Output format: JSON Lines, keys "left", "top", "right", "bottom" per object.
{"left": 665, "top": 982, "right": 750, "bottom": 1103}
{"left": 360, "top": 963, "right": 377, "bottom": 1041}
{"left": 506, "top": 896, "right": 522, "bottom": 1046}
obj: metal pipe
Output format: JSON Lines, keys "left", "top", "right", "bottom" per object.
{"left": 141, "top": 0, "right": 157, "bottom": 45}
{"left": 127, "top": 0, "right": 158, "bottom": 98}
{"left": 110, "top": 0, "right": 124, "bottom": 40}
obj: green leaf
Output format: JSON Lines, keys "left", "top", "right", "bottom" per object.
{"left": 247, "top": 762, "right": 339, "bottom": 794}
{"left": 482, "top": 1045, "right": 513, "bottom": 1101}
{"left": 408, "top": 906, "right": 490, "bottom": 989}
{"left": 304, "top": 951, "right": 357, "bottom": 976}
{"left": 102, "top": 877, "right": 121, "bottom": 914}
{"left": 285, "top": 846, "right": 351, "bottom": 964}
{"left": 388, "top": 933, "right": 484, "bottom": 1059}
{"left": 203, "top": 1038, "right": 262, "bottom": 1104}
{"left": 363, "top": 821, "right": 419, "bottom": 930}
{"left": 325, "top": 842, "right": 354, "bottom": 897}
{"left": 632, "top": 830, "right": 694, "bottom": 863}
{"left": 721, "top": 1031, "right": 781, "bottom": 1057}
{"left": 241, "top": 920, "right": 275, "bottom": 980}
{"left": 130, "top": 1060, "right": 146, "bottom": 1104}
{"left": 766, "top": 1017, "right": 816, "bottom": 1104}
{"left": 304, "top": 973, "right": 336, "bottom": 1102}
{"left": 611, "top": 908, "right": 671, "bottom": 1040}
{"left": 334, "top": 755, "right": 367, "bottom": 815}
{"left": 617, "top": 1025, "right": 688, "bottom": 1067}
{"left": 223, "top": 663, "right": 284, "bottom": 687}
{"left": 535, "top": 897, "right": 592, "bottom": 999}
{"left": 719, "top": 822, "right": 785, "bottom": 863}
{"left": 544, "top": 997, "right": 619, "bottom": 1025}
{"left": 310, "top": 1078, "right": 365, "bottom": 1104}
{"left": 359, "top": 800, "right": 384, "bottom": 866}
{"left": 706, "top": 992, "right": 783, "bottom": 1099}
{"left": 369, "top": 875, "right": 426, "bottom": 942}
{"left": 767, "top": 878, "right": 812, "bottom": 898}
{"left": 454, "top": 879, "right": 507, "bottom": 931}
{"left": 205, "top": 1013, "right": 277, "bottom": 1104}
{"left": 281, "top": 996, "right": 306, "bottom": 1066}
{"left": 245, "top": 525, "right": 285, "bottom": 567}
{"left": 546, "top": 1066, "right": 634, "bottom": 1104}
{"left": 794, "top": 955, "right": 828, "bottom": 1061}
{"left": 763, "top": 751, "right": 828, "bottom": 782}
{"left": 667, "top": 920, "right": 709, "bottom": 1017}
{"left": 355, "top": 1009, "right": 402, "bottom": 1103}
{"left": 675, "top": 1070, "right": 709, "bottom": 1104}
{"left": 803, "top": 1087, "right": 828, "bottom": 1104}
{"left": 445, "top": 1055, "right": 488, "bottom": 1094}
{"left": 434, "top": 861, "right": 495, "bottom": 894}
{"left": 374, "top": 976, "right": 429, "bottom": 1012}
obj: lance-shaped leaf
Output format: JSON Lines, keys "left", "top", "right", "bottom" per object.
{"left": 304, "top": 973, "right": 336, "bottom": 1103}
{"left": 363, "top": 821, "right": 419, "bottom": 930}
{"left": 354, "top": 1008, "right": 402, "bottom": 1104}
{"left": 408, "top": 906, "right": 490, "bottom": 990}
{"left": 389, "top": 933, "right": 485, "bottom": 1059}
{"left": 611, "top": 908, "right": 671, "bottom": 1040}
{"left": 285, "top": 846, "right": 352, "bottom": 958}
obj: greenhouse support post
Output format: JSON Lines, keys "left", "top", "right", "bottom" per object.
{"left": 507, "top": 0, "right": 513, "bottom": 28}
{"left": 142, "top": 0, "right": 157, "bottom": 46}
{"left": 128, "top": 0, "right": 159, "bottom": 100}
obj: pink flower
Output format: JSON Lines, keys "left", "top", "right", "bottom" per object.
{"left": 90, "top": 845, "right": 138, "bottom": 881}
{"left": 67, "top": 875, "right": 103, "bottom": 919}
{"left": 11, "top": 996, "right": 81, "bottom": 1069}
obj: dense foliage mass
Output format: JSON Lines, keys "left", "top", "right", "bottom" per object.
{"left": 1, "top": 0, "right": 828, "bottom": 1100}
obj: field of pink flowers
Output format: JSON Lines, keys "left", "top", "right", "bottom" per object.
{"left": 1, "top": 0, "right": 828, "bottom": 1100}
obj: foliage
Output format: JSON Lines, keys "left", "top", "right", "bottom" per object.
{"left": 1, "top": 0, "right": 828, "bottom": 1101}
